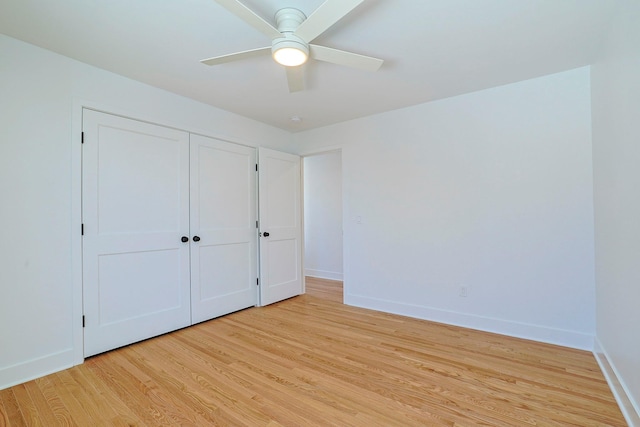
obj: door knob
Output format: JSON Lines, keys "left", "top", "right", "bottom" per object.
{"left": 181, "top": 236, "right": 189, "bottom": 242}
{"left": 193, "top": 235, "right": 201, "bottom": 242}
{"left": 263, "top": 232, "right": 270, "bottom": 237}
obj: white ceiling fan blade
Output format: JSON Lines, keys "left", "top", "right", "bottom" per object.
{"left": 286, "top": 66, "right": 305, "bottom": 93}
{"left": 214, "top": 0, "right": 281, "bottom": 39}
{"left": 309, "top": 44, "right": 383, "bottom": 72}
{"left": 201, "top": 46, "right": 271, "bottom": 66}
{"left": 294, "top": 0, "right": 365, "bottom": 42}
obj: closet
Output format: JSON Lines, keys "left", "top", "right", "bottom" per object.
{"left": 81, "top": 109, "right": 301, "bottom": 357}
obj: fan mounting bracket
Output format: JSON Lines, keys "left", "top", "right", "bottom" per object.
{"left": 274, "top": 8, "right": 307, "bottom": 34}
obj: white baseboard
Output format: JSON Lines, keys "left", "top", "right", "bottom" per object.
{"left": 594, "top": 338, "right": 640, "bottom": 427}
{"left": 0, "top": 348, "right": 76, "bottom": 391}
{"left": 305, "top": 269, "right": 343, "bottom": 281}
{"left": 344, "top": 293, "right": 594, "bottom": 350}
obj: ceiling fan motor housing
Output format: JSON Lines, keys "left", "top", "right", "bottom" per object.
{"left": 272, "top": 34, "right": 309, "bottom": 58}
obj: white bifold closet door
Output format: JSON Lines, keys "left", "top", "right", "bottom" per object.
{"left": 82, "top": 110, "right": 192, "bottom": 357}
{"left": 82, "top": 111, "right": 258, "bottom": 357}
{"left": 190, "top": 134, "right": 257, "bottom": 324}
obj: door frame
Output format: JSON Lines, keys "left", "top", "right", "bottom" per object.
{"left": 70, "top": 102, "right": 84, "bottom": 365}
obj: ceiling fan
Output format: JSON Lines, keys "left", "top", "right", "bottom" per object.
{"left": 201, "top": 0, "right": 384, "bottom": 92}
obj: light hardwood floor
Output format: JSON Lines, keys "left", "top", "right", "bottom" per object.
{"left": 0, "top": 277, "right": 626, "bottom": 426}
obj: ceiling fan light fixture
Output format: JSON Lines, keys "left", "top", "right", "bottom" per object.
{"left": 272, "top": 37, "right": 309, "bottom": 67}
{"left": 273, "top": 47, "right": 307, "bottom": 67}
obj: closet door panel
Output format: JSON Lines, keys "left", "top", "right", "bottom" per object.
{"left": 190, "top": 134, "right": 257, "bottom": 324}
{"left": 82, "top": 110, "right": 191, "bottom": 357}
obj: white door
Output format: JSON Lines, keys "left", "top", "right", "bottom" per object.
{"left": 190, "top": 135, "right": 258, "bottom": 323}
{"left": 258, "top": 148, "right": 303, "bottom": 305}
{"left": 82, "top": 110, "right": 191, "bottom": 357}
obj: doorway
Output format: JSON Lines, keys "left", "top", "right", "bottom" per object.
{"left": 303, "top": 150, "right": 343, "bottom": 300}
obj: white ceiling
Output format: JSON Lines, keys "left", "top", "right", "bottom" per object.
{"left": 1, "top": 0, "right": 617, "bottom": 132}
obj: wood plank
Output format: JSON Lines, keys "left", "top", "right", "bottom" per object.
{"left": 53, "top": 369, "right": 110, "bottom": 426}
{"left": 305, "top": 276, "right": 344, "bottom": 303}
{"left": 68, "top": 363, "right": 144, "bottom": 426}
{"left": 0, "top": 277, "right": 627, "bottom": 426}
{"left": 30, "top": 376, "right": 76, "bottom": 426}
{"left": 0, "top": 388, "right": 26, "bottom": 427}
{"left": 10, "top": 385, "right": 40, "bottom": 427}
{"left": 132, "top": 338, "right": 275, "bottom": 425}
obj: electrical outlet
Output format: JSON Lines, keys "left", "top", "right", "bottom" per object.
{"left": 459, "top": 286, "right": 468, "bottom": 297}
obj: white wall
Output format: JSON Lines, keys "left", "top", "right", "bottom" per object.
{"left": 292, "top": 67, "right": 595, "bottom": 350}
{"left": 0, "top": 34, "right": 291, "bottom": 390}
{"left": 303, "top": 151, "right": 343, "bottom": 281}
{"left": 591, "top": 1, "right": 640, "bottom": 423}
